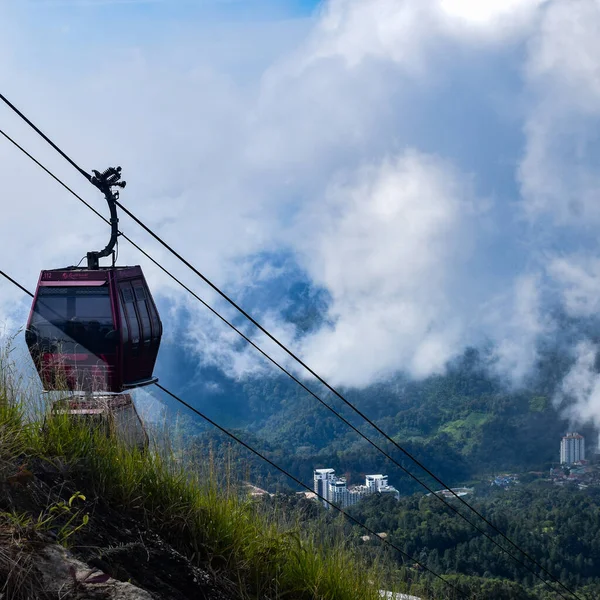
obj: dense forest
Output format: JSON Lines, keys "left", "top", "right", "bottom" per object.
{"left": 254, "top": 483, "right": 600, "bottom": 599}
{"left": 348, "top": 483, "right": 600, "bottom": 594}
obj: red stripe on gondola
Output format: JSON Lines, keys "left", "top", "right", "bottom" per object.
{"left": 39, "top": 280, "right": 107, "bottom": 287}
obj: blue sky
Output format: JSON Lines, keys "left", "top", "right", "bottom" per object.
{"left": 3, "top": 0, "right": 600, "bottom": 428}
{"left": 19, "top": 0, "right": 321, "bottom": 25}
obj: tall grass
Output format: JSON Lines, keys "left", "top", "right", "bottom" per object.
{"left": 0, "top": 338, "right": 392, "bottom": 600}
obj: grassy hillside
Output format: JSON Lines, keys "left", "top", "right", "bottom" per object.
{"left": 0, "top": 344, "right": 408, "bottom": 600}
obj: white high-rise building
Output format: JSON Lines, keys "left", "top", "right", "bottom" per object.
{"left": 313, "top": 468, "right": 336, "bottom": 507}
{"left": 366, "top": 474, "right": 388, "bottom": 491}
{"left": 328, "top": 477, "right": 349, "bottom": 507}
{"left": 560, "top": 432, "right": 585, "bottom": 464}
{"left": 365, "top": 474, "right": 400, "bottom": 501}
{"left": 314, "top": 469, "right": 399, "bottom": 508}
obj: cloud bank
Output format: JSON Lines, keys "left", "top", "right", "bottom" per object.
{"left": 2, "top": 0, "right": 600, "bottom": 431}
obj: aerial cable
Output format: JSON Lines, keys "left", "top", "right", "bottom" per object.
{"left": 0, "top": 93, "right": 92, "bottom": 182}
{"left": 0, "top": 134, "right": 577, "bottom": 600}
{"left": 0, "top": 269, "right": 466, "bottom": 600}
{"left": 0, "top": 99, "right": 583, "bottom": 599}
{"left": 0, "top": 270, "right": 34, "bottom": 298}
{"left": 0, "top": 114, "right": 581, "bottom": 599}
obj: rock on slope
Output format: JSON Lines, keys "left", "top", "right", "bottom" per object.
{"left": 0, "top": 457, "right": 236, "bottom": 600}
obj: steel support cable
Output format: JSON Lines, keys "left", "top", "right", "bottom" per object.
{"left": 118, "top": 190, "right": 582, "bottom": 600}
{"left": 0, "top": 270, "right": 466, "bottom": 600}
{"left": 0, "top": 270, "right": 34, "bottom": 298}
{"left": 0, "top": 130, "right": 577, "bottom": 600}
{"left": 0, "top": 98, "right": 582, "bottom": 600}
{"left": 0, "top": 129, "right": 578, "bottom": 600}
{"left": 0, "top": 93, "right": 91, "bottom": 182}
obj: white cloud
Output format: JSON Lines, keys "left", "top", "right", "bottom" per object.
{"left": 300, "top": 0, "right": 436, "bottom": 72}
{"left": 183, "top": 300, "right": 300, "bottom": 381}
{"left": 486, "top": 274, "right": 550, "bottom": 384}
{"left": 559, "top": 340, "right": 600, "bottom": 429}
{"left": 520, "top": 0, "right": 600, "bottom": 224}
{"left": 439, "top": 0, "right": 546, "bottom": 29}
{"left": 293, "top": 151, "right": 476, "bottom": 386}
{"left": 297, "top": 0, "right": 545, "bottom": 76}
{"left": 548, "top": 255, "right": 600, "bottom": 318}
{"left": 162, "top": 149, "right": 487, "bottom": 387}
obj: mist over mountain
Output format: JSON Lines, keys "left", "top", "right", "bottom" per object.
{"left": 149, "top": 287, "right": 600, "bottom": 498}
{"left": 3, "top": 1, "right": 600, "bottom": 457}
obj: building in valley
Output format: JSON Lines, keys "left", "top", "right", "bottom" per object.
{"left": 560, "top": 432, "right": 585, "bottom": 465}
{"left": 313, "top": 468, "right": 336, "bottom": 507}
{"left": 313, "top": 469, "right": 399, "bottom": 509}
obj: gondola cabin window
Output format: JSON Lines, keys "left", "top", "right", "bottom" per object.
{"left": 120, "top": 284, "right": 140, "bottom": 348}
{"left": 29, "top": 286, "right": 115, "bottom": 356}
{"left": 118, "top": 292, "right": 129, "bottom": 344}
{"left": 133, "top": 283, "right": 152, "bottom": 344}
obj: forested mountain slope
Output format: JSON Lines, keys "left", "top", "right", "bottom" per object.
{"left": 162, "top": 344, "right": 592, "bottom": 493}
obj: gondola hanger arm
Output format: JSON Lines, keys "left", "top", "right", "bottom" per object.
{"left": 86, "top": 167, "right": 126, "bottom": 270}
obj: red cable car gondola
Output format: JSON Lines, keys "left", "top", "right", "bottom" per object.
{"left": 25, "top": 166, "right": 162, "bottom": 393}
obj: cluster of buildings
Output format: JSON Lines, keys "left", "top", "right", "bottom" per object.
{"left": 491, "top": 474, "right": 519, "bottom": 488}
{"left": 428, "top": 487, "right": 474, "bottom": 498}
{"left": 560, "top": 432, "right": 585, "bottom": 465}
{"left": 306, "top": 433, "right": 591, "bottom": 509}
{"left": 313, "top": 468, "right": 400, "bottom": 509}
{"left": 549, "top": 463, "right": 595, "bottom": 489}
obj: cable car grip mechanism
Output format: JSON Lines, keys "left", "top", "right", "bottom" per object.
{"left": 87, "top": 166, "right": 127, "bottom": 270}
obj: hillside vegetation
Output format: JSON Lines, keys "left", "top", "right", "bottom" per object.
{"left": 1, "top": 333, "right": 593, "bottom": 599}
{"left": 0, "top": 343, "right": 401, "bottom": 600}
{"left": 345, "top": 487, "right": 600, "bottom": 599}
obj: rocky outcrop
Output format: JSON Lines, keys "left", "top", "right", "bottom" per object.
{"left": 37, "top": 544, "right": 154, "bottom": 600}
